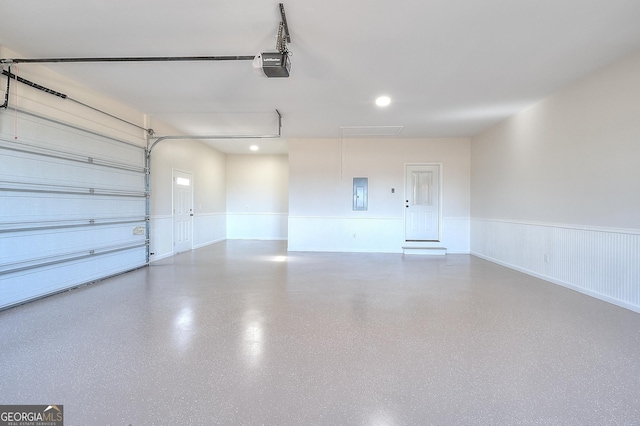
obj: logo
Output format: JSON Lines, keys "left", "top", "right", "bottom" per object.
{"left": 0, "top": 405, "right": 63, "bottom": 426}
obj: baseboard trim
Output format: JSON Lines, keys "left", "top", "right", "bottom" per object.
{"left": 471, "top": 251, "right": 640, "bottom": 314}
{"left": 193, "top": 238, "right": 226, "bottom": 249}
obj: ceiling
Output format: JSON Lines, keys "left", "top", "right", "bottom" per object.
{"left": 1, "top": 0, "right": 640, "bottom": 154}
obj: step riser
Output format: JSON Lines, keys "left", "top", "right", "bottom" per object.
{"left": 402, "top": 248, "right": 447, "bottom": 256}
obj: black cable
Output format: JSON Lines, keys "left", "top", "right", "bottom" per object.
{"left": 2, "top": 69, "right": 67, "bottom": 98}
{"left": 1, "top": 69, "right": 150, "bottom": 133}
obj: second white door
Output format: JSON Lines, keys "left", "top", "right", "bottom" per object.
{"left": 404, "top": 164, "right": 441, "bottom": 241}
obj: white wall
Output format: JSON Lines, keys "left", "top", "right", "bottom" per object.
{"left": 226, "top": 154, "right": 289, "bottom": 240}
{"left": 149, "top": 135, "right": 227, "bottom": 260}
{"left": 471, "top": 50, "right": 640, "bottom": 312}
{"left": 288, "top": 137, "right": 470, "bottom": 253}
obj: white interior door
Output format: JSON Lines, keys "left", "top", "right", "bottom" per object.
{"left": 405, "top": 164, "right": 441, "bottom": 241}
{"left": 173, "top": 170, "right": 193, "bottom": 253}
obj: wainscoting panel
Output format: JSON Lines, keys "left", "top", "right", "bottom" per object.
{"left": 149, "top": 215, "right": 173, "bottom": 261}
{"left": 288, "top": 216, "right": 404, "bottom": 253}
{"left": 227, "top": 212, "right": 288, "bottom": 241}
{"left": 471, "top": 219, "right": 640, "bottom": 312}
{"left": 194, "top": 213, "right": 226, "bottom": 249}
{"left": 288, "top": 216, "right": 470, "bottom": 253}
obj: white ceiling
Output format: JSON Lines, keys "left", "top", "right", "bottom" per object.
{"left": 2, "top": 0, "right": 640, "bottom": 154}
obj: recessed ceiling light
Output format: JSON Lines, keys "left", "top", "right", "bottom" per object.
{"left": 250, "top": 145, "right": 259, "bottom": 151}
{"left": 375, "top": 96, "right": 391, "bottom": 107}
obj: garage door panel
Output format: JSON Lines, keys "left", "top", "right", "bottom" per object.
{"left": 0, "top": 193, "right": 146, "bottom": 223}
{"left": 0, "top": 113, "right": 146, "bottom": 167}
{"left": 0, "top": 142, "right": 145, "bottom": 191}
{"left": 0, "top": 109, "right": 148, "bottom": 309}
{"left": 1, "top": 222, "right": 146, "bottom": 269}
{"left": 0, "top": 248, "right": 147, "bottom": 309}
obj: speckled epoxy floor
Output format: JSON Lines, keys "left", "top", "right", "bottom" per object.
{"left": 1, "top": 240, "right": 639, "bottom": 425}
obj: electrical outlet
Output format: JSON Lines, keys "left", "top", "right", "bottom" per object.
{"left": 544, "top": 254, "right": 550, "bottom": 263}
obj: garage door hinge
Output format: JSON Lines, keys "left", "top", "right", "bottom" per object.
{"left": 88, "top": 157, "right": 94, "bottom": 164}
{"left": 89, "top": 250, "right": 95, "bottom": 255}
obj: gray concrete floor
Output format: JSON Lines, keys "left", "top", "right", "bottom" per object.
{"left": 1, "top": 240, "right": 639, "bottom": 425}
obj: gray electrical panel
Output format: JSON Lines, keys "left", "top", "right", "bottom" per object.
{"left": 353, "top": 177, "right": 368, "bottom": 211}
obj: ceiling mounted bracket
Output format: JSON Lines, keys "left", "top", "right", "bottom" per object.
{"left": 279, "top": 3, "right": 291, "bottom": 44}
{"left": 275, "top": 3, "right": 292, "bottom": 54}
{"left": 1, "top": 66, "right": 10, "bottom": 109}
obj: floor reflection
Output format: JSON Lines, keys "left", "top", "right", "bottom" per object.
{"left": 172, "top": 305, "right": 194, "bottom": 352}
{"left": 242, "top": 309, "right": 264, "bottom": 368}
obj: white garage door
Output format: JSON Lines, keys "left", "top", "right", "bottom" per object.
{"left": 0, "top": 109, "right": 148, "bottom": 309}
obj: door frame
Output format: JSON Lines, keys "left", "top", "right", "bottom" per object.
{"left": 172, "top": 168, "right": 194, "bottom": 253}
{"left": 404, "top": 162, "right": 443, "bottom": 242}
